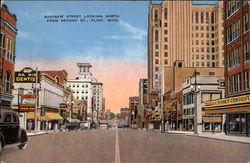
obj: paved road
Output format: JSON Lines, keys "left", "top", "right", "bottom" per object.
{"left": 1, "top": 128, "right": 250, "bottom": 163}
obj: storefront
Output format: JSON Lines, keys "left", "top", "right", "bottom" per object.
{"left": 205, "top": 95, "right": 250, "bottom": 136}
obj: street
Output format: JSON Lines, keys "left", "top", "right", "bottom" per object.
{"left": 1, "top": 128, "right": 250, "bottom": 163}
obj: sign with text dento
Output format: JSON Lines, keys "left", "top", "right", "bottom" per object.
{"left": 15, "top": 67, "right": 40, "bottom": 83}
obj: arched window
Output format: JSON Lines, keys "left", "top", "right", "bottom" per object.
{"left": 4, "top": 71, "right": 11, "bottom": 92}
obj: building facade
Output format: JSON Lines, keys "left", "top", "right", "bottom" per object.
{"left": 148, "top": 1, "right": 224, "bottom": 92}
{"left": 92, "top": 82, "right": 104, "bottom": 120}
{"left": 206, "top": 0, "right": 250, "bottom": 137}
{"left": 182, "top": 75, "right": 225, "bottom": 133}
{"left": 13, "top": 68, "right": 68, "bottom": 131}
{"left": 0, "top": 4, "right": 17, "bottom": 109}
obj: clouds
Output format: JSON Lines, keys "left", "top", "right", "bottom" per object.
{"left": 17, "top": 30, "right": 30, "bottom": 39}
{"left": 104, "top": 20, "right": 147, "bottom": 41}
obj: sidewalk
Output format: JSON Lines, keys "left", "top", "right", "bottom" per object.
{"left": 164, "top": 130, "right": 250, "bottom": 144}
{"left": 27, "top": 131, "right": 48, "bottom": 137}
{"left": 186, "top": 132, "right": 250, "bottom": 144}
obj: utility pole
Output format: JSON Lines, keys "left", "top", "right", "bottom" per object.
{"left": 194, "top": 69, "right": 198, "bottom": 134}
{"left": 34, "top": 67, "right": 38, "bottom": 133}
{"left": 161, "top": 66, "right": 165, "bottom": 132}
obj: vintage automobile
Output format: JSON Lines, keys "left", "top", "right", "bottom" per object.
{"left": 0, "top": 109, "right": 28, "bottom": 154}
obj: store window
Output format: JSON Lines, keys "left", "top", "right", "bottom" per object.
{"left": 229, "top": 114, "right": 246, "bottom": 134}
{"left": 154, "top": 10, "right": 158, "bottom": 22}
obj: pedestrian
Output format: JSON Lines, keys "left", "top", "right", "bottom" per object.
{"left": 28, "top": 120, "right": 32, "bottom": 133}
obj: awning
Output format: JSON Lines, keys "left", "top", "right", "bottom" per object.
{"left": 45, "top": 112, "right": 63, "bottom": 120}
{"left": 27, "top": 112, "right": 47, "bottom": 121}
{"left": 203, "top": 117, "right": 222, "bottom": 123}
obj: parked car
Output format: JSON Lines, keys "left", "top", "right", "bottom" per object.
{"left": 99, "top": 122, "right": 108, "bottom": 130}
{"left": 0, "top": 109, "right": 28, "bottom": 154}
{"left": 90, "top": 123, "right": 97, "bottom": 129}
{"left": 65, "top": 122, "right": 80, "bottom": 131}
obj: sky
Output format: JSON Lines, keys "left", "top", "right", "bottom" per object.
{"left": 4, "top": 0, "right": 217, "bottom": 113}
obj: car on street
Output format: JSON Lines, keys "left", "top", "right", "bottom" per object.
{"left": 99, "top": 121, "right": 108, "bottom": 130}
{"left": 65, "top": 122, "right": 80, "bottom": 131}
{"left": 0, "top": 109, "right": 28, "bottom": 154}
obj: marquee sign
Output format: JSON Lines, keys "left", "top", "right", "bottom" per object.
{"left": 15, "top": 67, "right": 40, "bottom": 83}
{"left": 19, "top": 94, "right": 36, "bottom": 108}
{"left": 205, "top": 95, "right": 250, "bottom": 108}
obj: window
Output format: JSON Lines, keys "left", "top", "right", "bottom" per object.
{"left": 201, "top": 62, "right": 204, "bottom": 67}
{"left": 155, "top": 30, "right": 158, "bottom": 42}
{"left": 244, "top": 42, "right": 249, "bottom": 62}
{"left": 196, "top": 40, "right": 199, "bottom": 45}
{"left": 206, "top": 33, "right": 209, "bottom": 38}
{"left": 196, "top": 26, "right": 199, "bottom": 30}
{"left": 155, "top": 59, "right": 159, "bottom": 64}
{"left": 164, "top": 45, "right": 168, "bottom": 50}
{"left": 155, "top": 44, "right": 158, "bottom": 49}
{"left": 155, "top": 67, "right": 159, "bottom": 72}
{"left": 227, "top": 19, "right": 240, "bottom": 43}
{"left": 206, "top": 12, "right": 209, "bottom": 24}
{"left": 196, "top": 62, "right": 199, "bottom": 67}
{"left": 4, "top": 114, "right": 12, "bottom": 123}
{"left": 164, "top": 59, "right": 168, "bottom": 65}
{"left": 211, "top": 12, "right": 215, "bottom": 24}
{"left": 4, "top": 71, "right": 10, "bottom": 92}
{"left": 243, "top": 13, "right": 249, "bottom": 33}
{"left": 164, "top": 37, "right": 168, "bottom": 42}
{"left": 207, "top": 62, "right": 210, "bottom": 67}
{"left": 226, "top": 1, "right": 240, "bottom": 18}
{"left": 228, "top": 47, "right": 240, "bottom": 68}
{"left": 201, "top": 12, "right": 204, "bottom": 23}
{"left": 164, "top": 23, "right": 168, "bottom": 27}
{"left": 195, "top": 12, "right": 199, "bottom": 23}
{"left": 206, "top": 26, "right": 210, "bottom": 31}
{"left": 164, "top": 30, "right": 168, "bottom": 35}
{"left": 154, "top": 10, "right": 158, "bottom": 22}
{"left": 211, "top": 26, "right": 215, "bottom": 31}
{"left": 209, "top": 72, "right": 215, "bottom": 76}
{"left": 164, "top": 52, "right": 168, "bottom": 57}
{"left": 0, "top": 33, "right": 3, "bottom": 48}
{"left": 207, "top": 55, "right": 210, "bottom": 60}
{"left": 164, "top": 8, "right": 168, "bottom": 20}
{"left": 12, "top": 115, "right": 18, "bottom": 123}
{"left": 201, "top": 55, "right": 204, "bottom": 60}
{"left": 155, "top": 52, "right": 159, "bottom": 57}
{"left": 244, "top": 70, "right": 249, "bottom": 90}
{"left": 201, "top": 26, "right": 204, "bottom": 31}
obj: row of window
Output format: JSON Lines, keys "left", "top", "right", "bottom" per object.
{"left": 192, "top": 61, "right": 217, "bottom": 68}
{"left": 75, "top": 96, "right": 88, "bottom": 100}
{"left": 194, "top": 11, "right": 215, "bottom": 24}
{"left": 155, "top": 59, "right": 168, "bottom": 65}
{"left": 0, "top": 33, "right": 15, "bottom": 62}
{"left": 226, "top": 19, "right": 240, "bottom": 44}
{"left": 193, "top": 47, "right": 216, "bottom": 53}
{"left": 73, "top": 90, "right": 89, "bottom": 94}
{"left": 154, "top": 8, "right": 168, "bottom": 22}
{"left": 155, "top": 44, "right": 168, "bottom": 50}
{"left": 226, "top": 0, "right": 240, "bottom": 19}
{"left": 68, "top": 84, "right": 89, "bottom": 88}
{"left": 227, "top": 70, "right": 250, "bottom": 94}
{"left": 192, "top": 32, "right": 218, "bottom": 39}
{"left": 192, "top": 25, "right": 216, "bottom": 31}
{"left": 192, "top": 54, "right": 217, "bottom": 60}
{"left": 227, "top": 47, "right": 240, "bottom": 69}
{"left": 183, "top": 108, "right": 194, "bottom": 116}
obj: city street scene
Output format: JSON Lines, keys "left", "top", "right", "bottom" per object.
{"left": 0, "top": 0, "right": 250, "bottom": 163}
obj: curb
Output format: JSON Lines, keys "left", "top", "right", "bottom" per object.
{"left": 186, "top": 134, "right": 250, "bottom": 145}
{"left": 27, "top": 132, "right": 48, "bottom": 137}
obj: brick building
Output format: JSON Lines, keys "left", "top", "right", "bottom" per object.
{"left": 205, "top": 0, "right": 250, "bottom": 137}
{"left": 0, "top": 4, "right": 17, "bottom": 109}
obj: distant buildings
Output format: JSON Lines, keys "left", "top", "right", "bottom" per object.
{"left": 0, "top": 4, "right": 17, "bottom": 109}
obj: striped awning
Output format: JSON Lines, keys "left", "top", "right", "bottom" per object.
{"left": 45, "top": 112, "right": 63, "bottom": 120}
{"left": 27, "top": 112, "right": 47, "bottom": 121}
{"left": 203, "top": 117, "right": 222, "bottom": 123}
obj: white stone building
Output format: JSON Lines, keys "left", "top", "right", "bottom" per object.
{"left": 67, "top": 63, "right": 104, "bottom": 122}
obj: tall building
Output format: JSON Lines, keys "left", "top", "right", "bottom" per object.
{"left": 67, "top": 63, "right": 104, "bottom": 122}
{"left": 205, "top": 0, "right": 250, "bottom": 137}
{"left": 148, "top": 1, "right": 224, "bottom": 91}
{"left": 139, "top": 79, "right": 148, "bottom": 107}
{"left": 92, "top": 82, "right": 104, "bottom": 119}
{"left": 0, "top": 4, "right": 17, "bottom": 109}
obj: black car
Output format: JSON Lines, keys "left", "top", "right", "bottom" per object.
{"left": 65, "top": 122, "right": 80, "bottom": 131}
{"left": 0, "top": 109, "right": 28, "bottom": 154}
